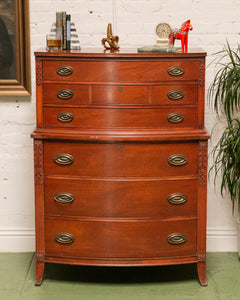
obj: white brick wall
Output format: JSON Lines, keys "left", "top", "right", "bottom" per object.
{"left": 0, "top": 0, "right": 239, "bottom": 252}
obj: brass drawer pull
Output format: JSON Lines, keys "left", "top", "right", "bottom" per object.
{"left": 167, "top": 90, "right": 184, "bottom": 100}
{"left": 54, "top": 192, "right": 75, "bottom": 204}
{"left": 55, "top": 233, "right": 75, "bottom": 244}
{"left": 168, "top": 193, "right": 187, "bottom": 205}
{"left": 167, "top": 66, "right": 184, "bottom": 77}
{"left": 57, "top": 65, "right": 73, "bottom": 76}
{"left": 54, "top": 153, "right": 74, "bottom": 165}
{"left": 167, "top": 233, "right": 186, "bottom": 245}
{"left": 168, "top": 154, "right": 187, "bottom": 166}
{"left": 57, "top": 112, "right": 74, "bottom": 123}
{"left": 57, "top": 89, "right": 74, "bottom": 100}
{"left": 167, "top": 113, "right": 183, "bottom": 123}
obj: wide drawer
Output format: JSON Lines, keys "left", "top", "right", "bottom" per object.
{"left": 43, "top": 107, "right": 198, "bottom": 129}
{"left": 44, "top": 178, "right": 198, "bottom": 218}
{"left": 43, "top": 142, "right": 199, "bottom": 177}
{"left": 42, "top": 60, "right": 201, "bottom": 82}
{"left": 43, "top": 83, "right": 198, "bottom": 106}
{"left": 45, "top": 219, "right": 197, "bottom": 258}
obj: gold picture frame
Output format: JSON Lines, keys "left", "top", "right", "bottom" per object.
{"left": 0, "top": 0, "right": 31, "bottom": 96}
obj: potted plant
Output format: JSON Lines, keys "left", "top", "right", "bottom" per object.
{"left": 209, "top": 42, "right": 240, "bottom": 255}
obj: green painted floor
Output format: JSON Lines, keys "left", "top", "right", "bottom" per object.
{"left": 0, "top": 253, "right": 239, "bottom": 300}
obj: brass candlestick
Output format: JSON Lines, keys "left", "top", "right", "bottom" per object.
{"left": 102, "top": 23, "right": 120, "bottom": 50}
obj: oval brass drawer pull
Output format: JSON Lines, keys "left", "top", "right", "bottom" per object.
{"left": 167, "top": 113, "right": 183, "bottom": 123}
{"left": 55, "top": 233, "right": 75, "bottom": 244}
{"left": 167, "top": 233, "right": 186, "bottom": 245}
{"left": 167, "top": 66, "right": 184, "bottom": 77}
{"left": 168, "top": 193, "right": 187, "bottom": 205}
{"left": 54, "top": 192, "right": 75, "bottom": 204}
{"left": 168, "top": 154, "right": 187, "bottom": 166}
{"left": 57, "top": 112, "right": 74, "bottom": 123}
{"left": 54, "top": 153, "right": 74, "bottom": 165}
{"left": 167, "top": 90, "right": 184, "bottom": 100}
{"left": 57, "top": 89, "right": 74, "bottom": 100}
{"left": 57, "top": 65, "right": 73, "bottom": 76}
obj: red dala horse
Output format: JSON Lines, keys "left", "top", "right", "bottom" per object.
{"left": 169, "top": 20, "right": 193, "bottom": 52}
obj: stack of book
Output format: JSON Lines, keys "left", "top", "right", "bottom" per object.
{"left": 50, "top": 19, "right": 81, "bottom": 50}
{"left": 54, "top": 12, "right": 81, "bottom": 50}
{"left": 56, "top": 12, "right": 71, "bottom": 50}
{"left": 137, "top": 45, "right": 182, "bottom": 53}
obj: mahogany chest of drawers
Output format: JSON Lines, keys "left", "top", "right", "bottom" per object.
{"left": 32, "top": 48, "right": 209, "bottom": 286}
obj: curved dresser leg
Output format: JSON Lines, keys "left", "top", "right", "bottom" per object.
{"left": 35, "top": 261, "right": 45, "bottom": 286}
{"left": 197, "top": 262, "right": 207, "bottom": 286}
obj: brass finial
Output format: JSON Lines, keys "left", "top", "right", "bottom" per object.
{"left": 102, "top": 23, "right": 120, "bottom": 50}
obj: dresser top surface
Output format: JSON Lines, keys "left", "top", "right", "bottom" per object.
{"left": 35, "top": 47, "right": 206, "bottom": 59}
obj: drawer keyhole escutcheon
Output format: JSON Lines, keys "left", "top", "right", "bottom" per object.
{"left": 118, "top": 145, "right": 124, "bottom": 152}
{"left": 54, "top": 153, "right": 74, "bottom": 165}
{"left": 55, "top": 233, "right": 75, "bottom": 244}
{"left": 167, "top": 66, "right": 184, "bottom": 77}
{"left": 54, "top": 193, "right": 75, "bottom": 204}
{"left": 168, "top": 193, "right": 187, "bottom": 205}
{"left": 118, "top": 86, "right": 123, "bottom": 93}
{"left": 167, "top": 113, "right": 183, "bottom": 123}
{"left": 168, "top": 154, "right": 187, "bottom": 166}
{"left": 56, "top": 65, "right": 73, "bottom": 76}
{"left": 57, "top": 112, "right": 74, "bottom": 123}
{"left": 57, "top": 89, "right": 74, "bottom": 100}
{"left": 167, "top": 233, "right": 186, "bottom": 245}
{"left": 167, "top": 90, "right": 184, "bottom": 100}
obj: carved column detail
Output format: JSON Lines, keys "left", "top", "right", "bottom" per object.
{"left": 36, "top": 253, "right": 45, "bottom": 262}
{"left": 199, "top": 141, "right": 208, "bottom": 185}
{"left": 36, "top": 58, "right": 42, "bottom": 86}
{"left": 34, "top": 140, "right": 43, "bottom": 184}
{"left": 197, "top": 253, "right": 206, "bottom": 262}
{"left": 199, "top": 59, "right": 205, "bottom": 87}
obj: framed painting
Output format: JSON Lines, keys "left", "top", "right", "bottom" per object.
{"left": 0, "top": 0, "right": 31, "bottom": 96}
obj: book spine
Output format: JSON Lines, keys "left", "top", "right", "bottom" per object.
{"left": 66, "top": 14, "right": 71, "bottom": 50}
{"left": 56, "top": 12, "right": 62, "bottom": 45}
{"left": 62, "top": 11, "right": 67, "bottom": 50}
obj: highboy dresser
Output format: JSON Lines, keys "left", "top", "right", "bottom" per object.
{"left": 32, "top": 48, "right": 209, "bottom": 286}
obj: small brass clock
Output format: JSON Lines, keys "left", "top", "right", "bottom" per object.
{"left": 156, "top": 23, "right": 172, "bottom": 39}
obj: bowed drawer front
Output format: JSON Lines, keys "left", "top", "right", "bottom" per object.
{"left": 33, "top": 49, "right": 208, "bottom": 286}
{"left": 44, "top": 141, "right": 198, "bottom": 177}
{"left": 42, "top": 60, "right": 201, "bottom": 82}
{"left": 45, "top": 219, "right": 197, "bottom": 258}
{"left": 43, "top": 83, "right": 198, "bottom": 106}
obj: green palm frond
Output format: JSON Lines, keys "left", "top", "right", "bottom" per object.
{"left": 208, "top": 42, "right": 240, "bottom": 121}
{"left": 210, "top": 119, "right": 240, "bottom": 213}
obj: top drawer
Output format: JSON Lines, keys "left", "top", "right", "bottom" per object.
{"left": 42, "top": 60, "right": 201, "bottom": 83}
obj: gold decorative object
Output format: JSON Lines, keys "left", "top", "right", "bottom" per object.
{"left": 102, "top": 23, "right": 120, "bottom": 50}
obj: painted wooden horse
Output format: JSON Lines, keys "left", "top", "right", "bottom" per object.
{"left": 169, "top": 20, "right": 193, "bottom": 52}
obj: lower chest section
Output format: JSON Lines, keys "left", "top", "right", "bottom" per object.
{"left": 39, "top": 140, "right": 205, "bottom": 260}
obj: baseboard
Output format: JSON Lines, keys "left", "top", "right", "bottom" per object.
{"left": 0, "top": 228, "right": 35, "bottom": 252}
{"left": 0, "top": 227, "right": 238, "bottom": 252}
{"left": 207, "top": 227, "right": 238, "bottom": 252}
